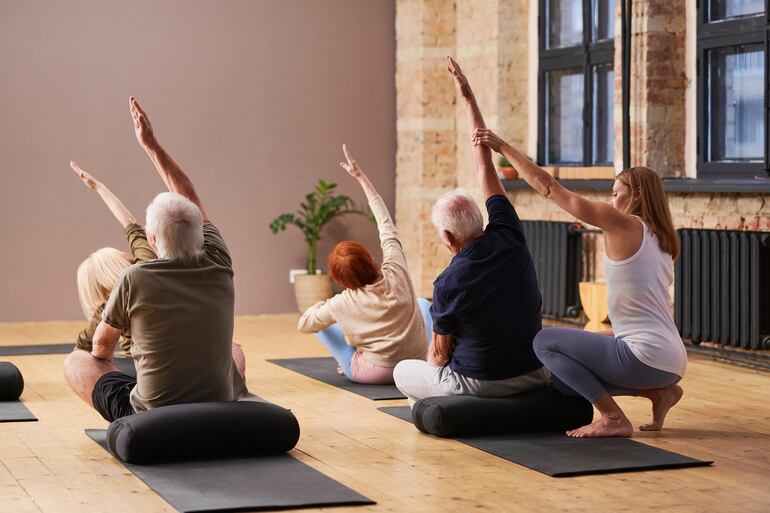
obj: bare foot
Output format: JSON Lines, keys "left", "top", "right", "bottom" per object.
{"left": 566, "top": 414, "right": 633, "bottom": 438}
{"left": 639, "top": 385, "right": 683, "bottom": 431}
{"left": 336, "top": 365, "right": 345, "bottom": 376}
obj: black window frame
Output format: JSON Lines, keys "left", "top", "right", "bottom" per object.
{"left": 696, "top": 0, "right": 770, "bottom": 179}
{"left": 537, "top": 0, "right": 620, "bottom": 167}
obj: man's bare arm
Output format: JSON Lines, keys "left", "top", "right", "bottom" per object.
{"left": 91, "top": 321, "right": 121, "bottom": 362}
{"left": 428, "top": 332, "right": 453, "bottom": 367}
{"left": 447, "top": 57, "right": 506, "bottom": 201}
{"left": 129, "top": 97, "right": 209, "bottom": 221}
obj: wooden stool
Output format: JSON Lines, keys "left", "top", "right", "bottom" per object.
{"left": 579, "top": 281, "right": 612, "bottom": 332}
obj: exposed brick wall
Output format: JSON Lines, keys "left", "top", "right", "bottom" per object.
{"left": 628, "top": 0, "right": 687, "bottom": 177}
{"left": 395, "top": 0, "right": 768, "bottom": 301}
{"left": 395, "top": 0, "right": 457, "bottom": 297}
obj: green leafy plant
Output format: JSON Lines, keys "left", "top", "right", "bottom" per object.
{"left": 270, "top": 180, "right": 372, "bottom": 275}
{"left": 498, "top": 155, "right": 512, "bottom": 168}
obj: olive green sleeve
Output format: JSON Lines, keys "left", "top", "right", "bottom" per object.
{"left": 124, "top": 223, "right": 157, "bottom": 262}
{"left": 76, "top": 304, "right": 105, "bottom": 352}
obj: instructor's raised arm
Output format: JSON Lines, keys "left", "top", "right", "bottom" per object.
{"left": 473, "top": 128, "right": 633, "bottom": 233}
{"left": 129, "top": 97, "right": 209, "bottom": 221}
{"left": 447, "top": 57, "right": 506, "bottom": 201}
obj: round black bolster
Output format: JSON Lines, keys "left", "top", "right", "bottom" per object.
{"left": 107, "top": 401, "right": 301, "bottom": 464}
{"left": 411, "top": 386, "right": 593, "bottom": 438}
{"left": 0, "top": 362, "right": 24, "bottom": 401}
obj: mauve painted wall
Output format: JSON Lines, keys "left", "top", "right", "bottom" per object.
{"left": 0, "top": 0, "right": 395, "bottom": 322}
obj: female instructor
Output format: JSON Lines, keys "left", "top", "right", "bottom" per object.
{"left": 473, "top": 127, "right": 686, "bottom": 438}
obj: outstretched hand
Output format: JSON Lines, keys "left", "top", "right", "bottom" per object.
{"left": 447, "top": 56, "right": 473, "bottom": 100}
{"left": 129, "top": 97, "right": 156, "bottom": 148}
{"left": 339, "top": 144, "right": 364, "bottom": 179}
{"left": 472, "top": 128, "right": 508, "bottom": 152}
{"left": 70, "top": 161, "right": 100, "bottom": 190}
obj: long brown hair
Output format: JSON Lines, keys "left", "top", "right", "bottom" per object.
{"left": 616, "top": 167, "right": 680, "bottom": 260}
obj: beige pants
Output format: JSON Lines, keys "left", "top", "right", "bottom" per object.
{"left": 393, "top": 359, "right": 551, "bottom": 405}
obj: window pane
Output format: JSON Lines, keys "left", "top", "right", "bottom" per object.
{"left": 708, "top": 46, "right": 764, "bottom": 162}
{"left": 709, "top": 0, "right": 764, "bottom": 21}
{"left": 548, "top": 0, "right": 583, "bottom": 48}
{"left": 593, "top": 64, "right": 615, "bottom": 164}
{"left": 593, "top": 0, "right": 615, "bottom": 41}
{"left": 546, "top": 69, "right": 584, "bottom": 164}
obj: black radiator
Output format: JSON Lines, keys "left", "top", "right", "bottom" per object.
{"left": 522, "top": 221, "right": 583, "bottom": 318}
{"left": 675, "top": 229, "right": 770, "bottom": 350}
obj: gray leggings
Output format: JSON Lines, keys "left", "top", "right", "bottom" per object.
{"left": 533, "top": 328, "right": 680, "bottom": 403}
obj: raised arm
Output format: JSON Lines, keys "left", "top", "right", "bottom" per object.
{"left": 129, "top": 97, "right": 209, "bottom": 221}
{"left": 473, "top": 129, "right": 635, "bottom": 233}
{"left": 69, "top": 161, "right": 137, "bottom": 228}
{"left": 339, "top": 144, "right": 379, "bottom": 200}
{"left": 339, "top": 144, "right": 404, "bottom": 263}
{"left": 447, "top": 57, "right": 506, "bottom": 201}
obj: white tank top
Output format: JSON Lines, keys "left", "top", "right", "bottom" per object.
{"left": 604, "top": 218, "right": 687, "bottom": 377}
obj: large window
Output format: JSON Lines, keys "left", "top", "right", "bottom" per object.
{"left": 697, "top": 0, "right": 769, "bottom": 178}
{"left": 538, "top": 0, "right": 617, "bottom": 167}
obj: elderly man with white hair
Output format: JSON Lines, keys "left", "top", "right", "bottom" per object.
{"left": 393, "top": 58, "right": 550, "bottom": 404}
{"left": 64, "top": 98, "right": 247, "bottom": 422}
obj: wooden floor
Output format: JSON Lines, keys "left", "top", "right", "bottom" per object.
{"left": 0, "top": 315, "right": 769, "bottom": 513}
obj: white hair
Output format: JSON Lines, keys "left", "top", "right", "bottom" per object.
{"left": 145, "top": 192, "right": 204, "bottom": 260}
{"left": 431, "top": 188, "right": 483, "bottom": 245}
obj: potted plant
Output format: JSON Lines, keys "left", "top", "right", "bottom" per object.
{"left": 270, "top": 179, "right": 371, "bottom": 312}
{"left": 498, "top": 155, "right": 519, "bottom": 180}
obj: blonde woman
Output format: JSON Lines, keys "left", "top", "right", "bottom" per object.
{"left": 70, "top": 162, "right": 157, "bottom": 355}
{"left": 473, "top": 131, "right": 686, "bottom": 438}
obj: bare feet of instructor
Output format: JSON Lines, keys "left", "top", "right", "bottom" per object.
{"left": 567, "top": 413, "right": 634, "bottom": 438}
{"left": 639, "top": 384, "right": 684, "bottom": 431}
{"left": 567, "top": 392, "right": 633, "bottom": 438}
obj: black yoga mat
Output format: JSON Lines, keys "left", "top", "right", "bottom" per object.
{"left": 0, "top": 401, "right": 37, "bottom": 422}
{"left": 267, "top": 357, "right": 405, "bottom": 400}
{"left": 379, "top": 406, "right": 712, "bottom": 477}
{"left": 86, "top": 429, "right": 374, "bottom": 512}
{"left": 113, "top": 357, "right": 136, "bottom": 378}
{"left": 0, "top": 343, "right": 73, "bottom": 356}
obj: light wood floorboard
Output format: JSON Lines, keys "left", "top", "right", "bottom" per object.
{"left": 0, "top": 314, "right": 768, "bottom": 513}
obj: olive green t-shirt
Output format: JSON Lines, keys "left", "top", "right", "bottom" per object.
{"left": 102, "top": 221, "right": 243, "bottom": 412}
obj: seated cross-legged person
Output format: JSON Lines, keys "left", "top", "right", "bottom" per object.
{"left": 69, "top": 161, "right": 247, "bottom": 373}
{"left": 393, "top": 57, "right": 550, "bottom": 405}
{"left": 297, "top": 145, "right": 431, "bottom": 385}
{"left": 64, "top": 97, "right": 246, "bottom": 421}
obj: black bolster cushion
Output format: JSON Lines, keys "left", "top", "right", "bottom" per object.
{"left": 107, "top": 401, "right": 300, "bottom": 464}
{"left": 411, "top": 386, "right": 593, "bottom": 438}
{"left": 0, "top": 362, "right": 24, "bottom": 401}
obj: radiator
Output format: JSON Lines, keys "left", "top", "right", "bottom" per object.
{"left": 675, "top": 229, "right": 770, "bottom": 350}
{"left": 521, "top": 221, "right": 583, "bottom": 318}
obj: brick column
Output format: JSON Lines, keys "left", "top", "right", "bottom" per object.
{"left": 628, "top": 0, "right": 687, "bottom": 176}
{"left": 396, "top": 0, "right": 532, "bottom": 297}
{"left": 395, "top": 0, "right": 457, "bottom": 297}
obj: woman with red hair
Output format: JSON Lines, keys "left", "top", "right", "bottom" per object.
{"left": 298, "top": 145, "right": 431, "bottom": 384}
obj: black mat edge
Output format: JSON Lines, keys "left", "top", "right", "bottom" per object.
{"left": 460, "top": 440, "right": 714, "bottom": 477}
{"left": 0, "top": 343, "right": 74, "bottom": 356}
{"left": 85, "top": 429, "right": 375, "bottom": 512}
{"left": 378, "top": 406, "right": 713, "bottom": 477}
{"left": 267, "top": 357, "right": 406, "bottom": 401}
{"left": 0, "top": 401, "right": 38, "bottom": 422}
